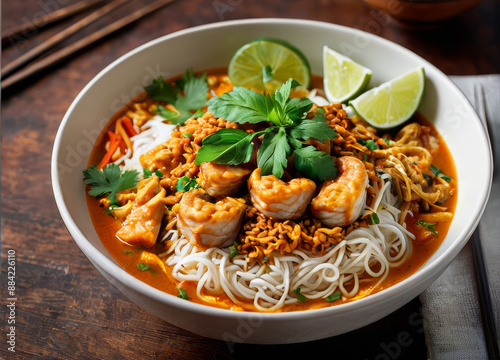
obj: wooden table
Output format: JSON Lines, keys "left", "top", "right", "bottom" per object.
{"left": 2, "top": 0, "right": 499, "bottom": 359}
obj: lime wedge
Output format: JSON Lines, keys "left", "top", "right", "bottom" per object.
{"left": 228, "top": 37, "right": 311, "bottom": 93}
{"left": 323, "top": 45, "right": 372, "bottom": 103}
{"left": 349, "top": 67, "right": 425, "bottom": 129}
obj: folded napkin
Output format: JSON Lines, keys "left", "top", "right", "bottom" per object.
{"left": 420, "top": 75, "right": 500, "bottom": 359}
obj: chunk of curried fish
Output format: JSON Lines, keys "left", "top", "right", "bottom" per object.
{"left": 116, "top": 175, "right": 166, "bottom": 248}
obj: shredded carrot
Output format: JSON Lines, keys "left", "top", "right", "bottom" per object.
{"left": 115, "top": 118, "right": 132, "bottom": 150}
{"left": 121, "top": 116, "right": 137, "bottom": 137}
{"left": 98, "top": 131, "right": 120, "bottom": 169}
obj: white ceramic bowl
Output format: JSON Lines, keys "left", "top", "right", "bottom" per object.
{"left": 51, "top": 18, "right": 492, "bottom": 344}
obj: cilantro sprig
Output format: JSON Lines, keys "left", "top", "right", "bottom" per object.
{"left": 416, "top": 219, "right": 438, "bottom": 236}
{"left": 430, "top": 164, "right": 452, "bottom": 182}
{"left": 145, "top": 68, "right": 208, "bottom": 125}
{"left": 194, "top": 79, "right": 338, "bottom": 182}
{"left": 83, "top": 163, "right": 140, "bottom": 207}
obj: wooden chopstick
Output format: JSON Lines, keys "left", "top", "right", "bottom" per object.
{"left": 2, "top": 0, "right": 107, "bottom": 47}
{"left": 1, "top": 0, "right": 128, "bottom": 79}
{"left": 471, "top": 229, "right": 500, "bottom": 360}
{"left": 472, "top": 83, "right": 499, "bottom": 360}
{"left": 1, "top": 0, "right": 177, "bottom": 91}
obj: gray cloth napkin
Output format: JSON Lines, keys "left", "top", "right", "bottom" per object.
{"left": 420, "top": 75, "right": 500, "bottom": 359}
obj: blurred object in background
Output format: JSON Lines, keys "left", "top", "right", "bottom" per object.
{"left": 363, "top": 0, "right": 482, "bottom": 28}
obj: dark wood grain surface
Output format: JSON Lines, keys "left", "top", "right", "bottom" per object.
{"left": 1, "top": 0, "right": 499, "bottom": 359}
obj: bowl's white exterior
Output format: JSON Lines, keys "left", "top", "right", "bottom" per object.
{"left": 51, "top": 18, "right": 492, "bottom": 344}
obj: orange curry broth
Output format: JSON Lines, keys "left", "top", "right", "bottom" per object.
{"left": 86, "top": 70, "right": 457, "bottom": 312}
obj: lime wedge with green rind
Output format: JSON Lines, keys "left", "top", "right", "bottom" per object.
{"left": 323, "top": 46, "right": 372, "bottom": 103}
{"left": 349, "top": 67, "right": 425, "bottom": 129}
{"left": 228, "top": 37, "right": 311, "bottom": 93}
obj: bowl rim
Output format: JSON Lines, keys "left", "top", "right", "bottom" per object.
{"left": 51, "top": 17, "right": 493, "bottom": 321}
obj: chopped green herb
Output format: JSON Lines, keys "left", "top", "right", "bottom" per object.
{"left": 430, "top": 164, "right": 452, "bottom": 182}
{"left": 143, "top": 167, "right": 153, "bottom": 178}
{"left": 177, "top": 288, "right": 189, "bottom": 300}
{"left": 195, "top": 128, "right": 272, "bottom": 166}
{"left": 325, "top": 291, "right": 342, "bottom": 302}
{"left": 196, "top": 79, "right": 338, "bottom": 181}
{"left": 357, "top": 138, "right": 367, "bottom": 146}
{"left": 383, "top": 137, "right": 390, "bottom": 147}
{"left": 136, "top": 263, "right": 150, "bottom": 272}
{"left": 145, "top": 68, "right": 208, "bottom": 125}
{"left": 123, "top": 250, "right": 134, "bottom": 256}
{"left": 366, "top": 139, "right": 378, "bottom": 150}
{"left": 176, "top": 175, "right": 200, "bottom": 192}
{"left": 83, "top": 164, "right": 140, "bottom": 207}
{"left": 370, "top": 212, "right": 380, "bottom": 225}
{"left": 293, "top": 287, "right": 306, "bottom": 302}
{"left": 229, "top": 243, "right": 239, "bottom": 258}
{"left": 143, "top": 168, "right": 163, "bottom": 179}
{"left": 294, "top": 145, "right": 337, "bottom": 182}
{"left": 416, "top": 219, "right": 438, "bottom": 236}
{"left": 183, "top": 132, "right": 193, "bottom": 138}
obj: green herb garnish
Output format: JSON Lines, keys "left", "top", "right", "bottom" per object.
{"left": 143, "top": 168, "right": 163, "bottom": 179}
{"left": 293, "top": 287, "right": 307, "bottom": 302}
{"left": 416, "top": 219, "right": 438, "bottom": 236}
{"left": 366, "top": 139, "right": 378, "bottom": 150}
{"left": 183, "top": 132, "right": 193, "bottom": 138}
{"left": 136, "top": 263, "right": 150, "bottom": 272}
{"left": 83, "top": 163, "right": 140, "bottom": 207}
{"left": 195, "top": 79, "right": 338, "bottom": 181}
{"left": 176, "top": 175, "right": 200, "bottom": 192}
{"left": 177, "top": 288, "right": 189, "bottom": 300}
{"left": 123, "top": 250, "right": 134, "bottom": 256}
{"left": 370, "top": 212, "right": 380, "bottom": 225}
{"left": 145, "top": 68, "right": 208, "bottom": 125}
{"left": 430, "top": 164, "right": 452, "bottom": 182}
{"left": 325, "top": 291, "right": 342, "bottom": 302}
{"left": 229, "top": 243, "right": 239, "bottom": 258}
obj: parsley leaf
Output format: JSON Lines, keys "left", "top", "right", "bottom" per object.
{"left": 195, "top": 128, "right": 274, "bottom": 166}
{"left": 325, "top": 291, "right": 342, "bottom": 302}
{"left": 293, "top": 146, "right": 337, "bottom": 182}
{"left": 430, "top": 164, "right": 452, "bottom": 182}
{"left": 145, "top": 68, "right": 208, "bottom": 125}
{"left": 293, "top": 287, "right": 306, "bottom": 302}
{"left": 288, "top": 113, "right": 337, "bottom": 142}
{"left": 177, "top": 288, "right": 189, "bottom": 300}
{"left": 207, "top": 85, "right": 270, "bottom": 124}
{"left": 257, "top": 127, "right": 291, "bottom": 178}
{"left": 416, "top": 219, "right": 438, "bottom": 236}
{"left": 83, "top": 164, "right": 139, "bottom": 206}
{"left": 176, "top": 175, "right": 200, "bottom": 192}
{"left": 136, "top": 263, "right": 150, "bottom": 272}
{"left": 198, "top": 79, "right": 338, "bottom": 180}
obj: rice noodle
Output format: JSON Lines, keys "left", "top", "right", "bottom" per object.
{"left": 160, "top": 173, "right": 412, "bottom": 311}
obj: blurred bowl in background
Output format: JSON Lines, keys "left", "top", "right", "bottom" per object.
{"left": 364, "top": 0, "right": 482, "bottom": 28}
